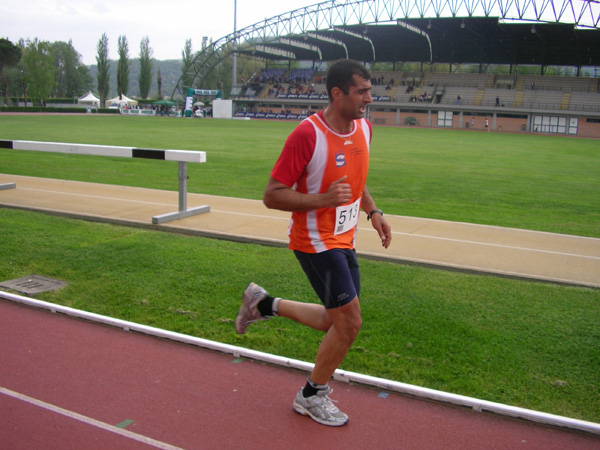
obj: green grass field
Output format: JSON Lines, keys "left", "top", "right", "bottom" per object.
{"left": 1, "top": 114, "right": 598, "bottom": 237}
{"left": 0, "top": 114, "right": 598, "bottom": 423}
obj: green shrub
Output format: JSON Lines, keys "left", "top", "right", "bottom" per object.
{"left": 0, "top": 106, "right": 119, "bottom": 114}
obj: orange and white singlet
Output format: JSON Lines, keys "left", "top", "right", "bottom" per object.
{"left": 271, "top": 111, "right": 372, "bottom": 253}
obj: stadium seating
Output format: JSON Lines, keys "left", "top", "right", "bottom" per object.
{"left": 248, "top": 67, "right": 599, "bottom": 113}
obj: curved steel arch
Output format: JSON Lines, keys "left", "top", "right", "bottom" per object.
{"left": 172, "top": 0, "right": 599, "bottom": 96}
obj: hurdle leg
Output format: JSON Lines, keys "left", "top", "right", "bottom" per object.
{"left": 152, "top": 161, "right": 210, "bottom": 224}
{"left": 178, "top": 160, "right": 187, "bottom": 212}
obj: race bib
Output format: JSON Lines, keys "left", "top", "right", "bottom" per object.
{"left": 334, "top": 198, "right": 361, "bottom": 235}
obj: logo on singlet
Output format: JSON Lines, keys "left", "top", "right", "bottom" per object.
{"left": 335, "top": 152, "right": 346, "bottom": 167}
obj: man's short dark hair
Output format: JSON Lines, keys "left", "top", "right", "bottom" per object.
{"left": 326, "top": 59, "right": 371, "bottom": 100}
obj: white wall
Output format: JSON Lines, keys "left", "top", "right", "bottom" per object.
{"left": 213, "top": 99, "right": 232, "bottom": 119}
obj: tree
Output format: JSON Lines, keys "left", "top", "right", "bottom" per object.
{"left": 0, "top": 38, "right": 22, "bottom": 105}
{"left": 96, "top": 33, "right": 110, "bottom": 105}
{"left": 117, "top": 35, "right": 130, "bottom": 99}
{"left": 138, "top": 36, "right": 153, "bottom": 99}
{"left": 181, "top": 39, "right": 195, "bottom": 90}
{"left": 156, "top": 67, "right": 163, "bottom": 100}
{"left": 76, "top": 65, "right": 93, "bottom": 93}
{"left": 192, "top": 39, "right": 232, "bottom": 95}
{"left": 50, "top": 40, "right": 88, "bottom": 99}
{"left": 22, "top": 38, "right": 55, "bottom": 106}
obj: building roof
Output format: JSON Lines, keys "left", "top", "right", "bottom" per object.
{"left": 238, "top": 18, "right": 600, "bottom": 68}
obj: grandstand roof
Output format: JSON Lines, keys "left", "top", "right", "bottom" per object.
{"left": 177, "top": 0, "right": 600, "bottom": 96}
{"left": 239, "top": 17, "right": 600, "bottom": 68}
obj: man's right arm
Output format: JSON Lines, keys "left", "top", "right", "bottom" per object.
{"left": 263, "top": 176, "right": 352, "bottom": 212}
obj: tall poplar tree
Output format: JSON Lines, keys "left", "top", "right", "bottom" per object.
{"left": 181, "top": 39, "right": 194, "bottom": 89}
{"left": 117, "top": 35, "right": 130, "bottom": 99}
{"left": 96, "top": 33, "right": 110, "bottom": 105}
{"left": 138, "top": 36, "right": 153, "bottom": 99}
{"left": 156, "top": 67, "right": 163, "bottom": 100}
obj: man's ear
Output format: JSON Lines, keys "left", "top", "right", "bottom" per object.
{"left": 331, "top": 86, "right": 344, "bottom": 103}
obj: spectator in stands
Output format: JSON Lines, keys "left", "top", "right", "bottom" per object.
{"left": 456, "top": 95, "right": 461, "bottom": 105}
{"left": 495, "top": 96, "right": 500, "bottom": 107}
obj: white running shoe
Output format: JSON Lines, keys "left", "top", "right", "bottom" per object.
{"left": 292, "top": 387, "right": 349, "bottom": 427}
{"left": 235, "top": 282, "right": 268, "bottom": 334}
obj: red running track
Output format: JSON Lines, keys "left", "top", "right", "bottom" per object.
{"left": 1, "top": 298, "right": 599, "bottom": 450}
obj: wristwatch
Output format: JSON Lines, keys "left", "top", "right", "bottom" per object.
{"left": 367, "top": 209, "right": 383, "bottom": 221}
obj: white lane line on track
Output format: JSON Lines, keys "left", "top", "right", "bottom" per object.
{"left": 10, "top": 187, "right": 600, "bottom": 261}
{"left": 19, "top": 188, "right": 178, "bottom": 207}
{"left": 0, "top": 386, "right": 183, "bottom": 450}
{"left": 371, "top": 231, "right": 600, "bottom": 261}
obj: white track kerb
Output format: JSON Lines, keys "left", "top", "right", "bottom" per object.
{"left": 0, "top": 139, "right": 209, "bottom": 224}
{"left": 1, "top": 290, "right": 599, "bottom": 436}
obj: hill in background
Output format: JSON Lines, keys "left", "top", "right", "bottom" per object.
{"left": 88, "top": 59, "right": 183, "bottom": 100}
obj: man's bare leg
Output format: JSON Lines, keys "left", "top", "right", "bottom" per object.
{"left": 278, "top": 297, "right": 362, "bottom": 384}
{"left": 285, "top": 297, "right": 361, "bottom": 426}
{"left": 277, "top": 299, "right": 331, "bottom": 331}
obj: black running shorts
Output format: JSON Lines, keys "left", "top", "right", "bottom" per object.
{"left": 294, "top": 248, "right": 360, "bottom": 309}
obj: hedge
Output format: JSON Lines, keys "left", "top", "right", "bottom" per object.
{"left": 0, "top": 106, "right": 119, "bottom": 114}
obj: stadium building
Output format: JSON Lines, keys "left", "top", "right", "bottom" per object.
{"left": 177, "top": 0, "right": 600, "bottom": 138}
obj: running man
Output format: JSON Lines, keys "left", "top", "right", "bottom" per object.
{"left": 235, "top": 59, "right": 392, "bottom": 427}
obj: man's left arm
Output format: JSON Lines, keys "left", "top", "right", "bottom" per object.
{"left": 362, "top": 185, "right": 392, "bottom": 249}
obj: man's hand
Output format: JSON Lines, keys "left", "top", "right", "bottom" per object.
{"left": 324, "top": 176, "right": 352, "bottom": 207}
{"left": 371, "top": 214, "right": 392, "bottom": 249}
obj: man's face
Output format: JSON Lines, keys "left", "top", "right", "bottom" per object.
{"left": 341, "top": 74, "right": 373, "bottom": 120}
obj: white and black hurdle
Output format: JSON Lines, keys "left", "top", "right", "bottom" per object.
{"left": 0, "top": 139, "right": 209, "bottom": 224}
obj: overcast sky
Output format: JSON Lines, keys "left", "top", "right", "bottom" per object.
{"left": 1, "top": 0, "right": 319, "bottom": 65}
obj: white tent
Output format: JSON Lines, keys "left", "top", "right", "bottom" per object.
{"left": 77, "top": 91, "right": 100, "bottom": 108}
{"left": 105, "top": 95, "right": 138, "bottom": 108}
